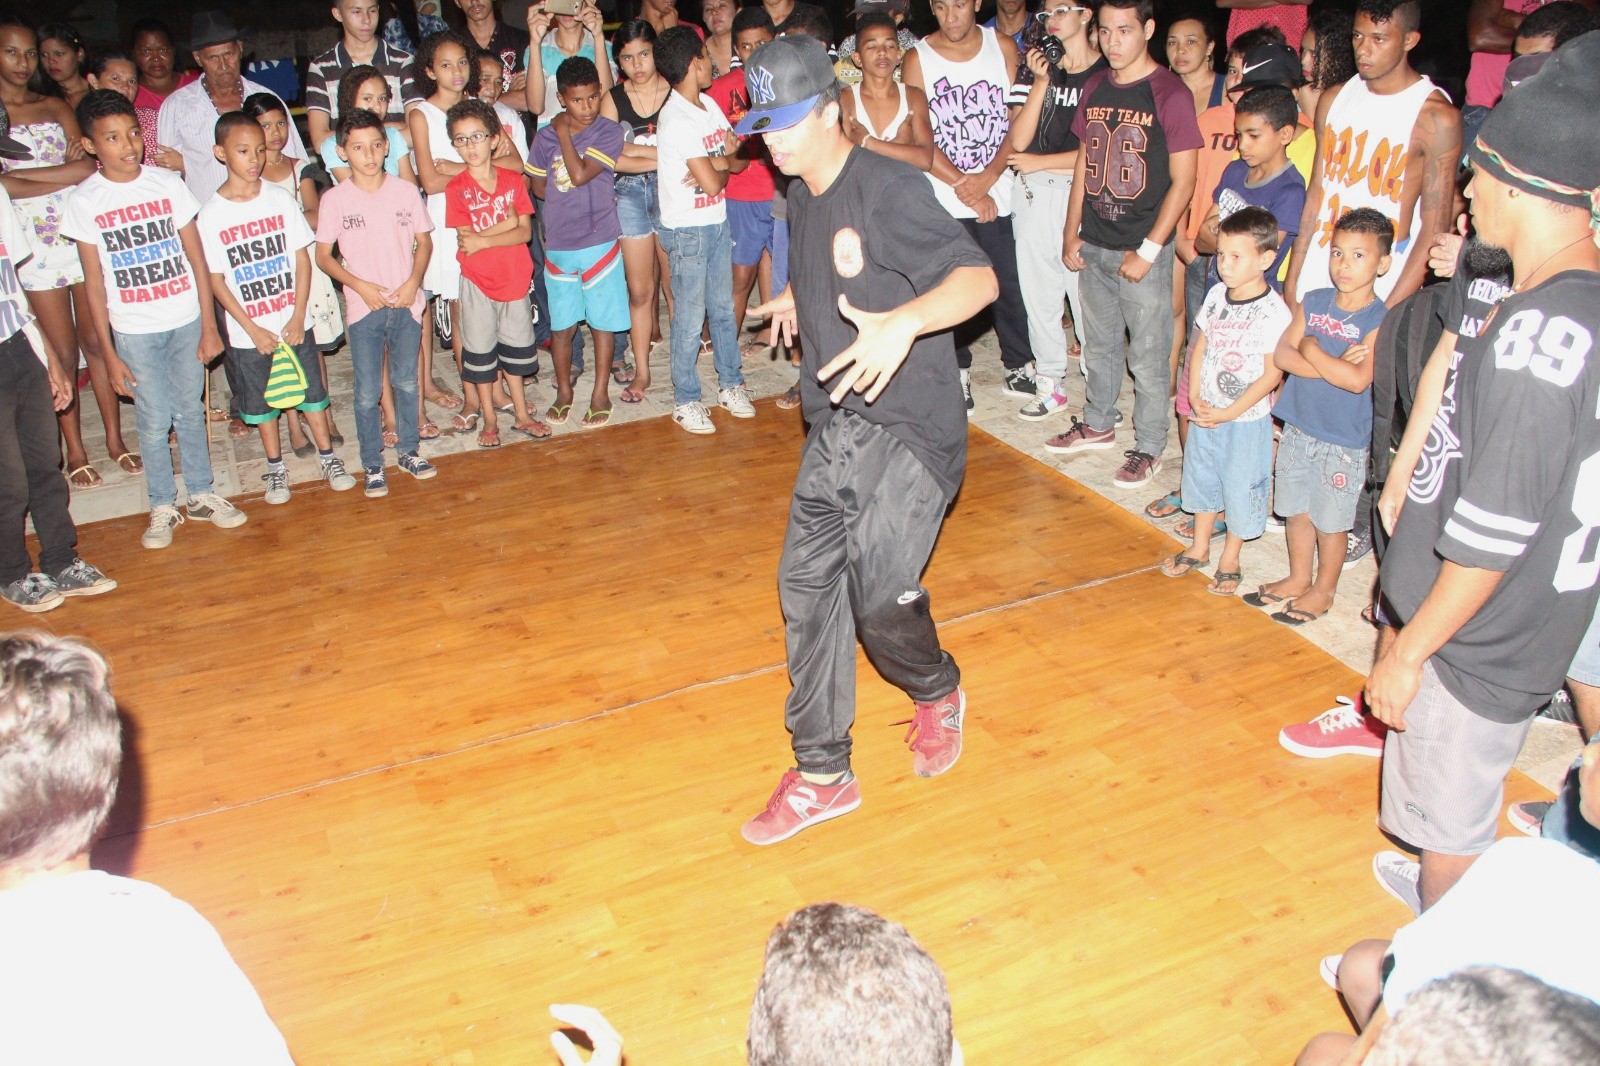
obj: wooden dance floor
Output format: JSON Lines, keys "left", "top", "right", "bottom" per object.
{"left": 38, "top": 404, "right": 1537, "bottom": 1064}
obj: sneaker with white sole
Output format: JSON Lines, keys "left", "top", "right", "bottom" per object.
{"left": 907, "top": 688, "right": 965, "bottom": 777}
{"left": 1343, "top": 522, "right": 1373, "bottom": 571}
{"left": 397, "top": 453, "right": 437, "bottom": 480}
{"left": 1113, "top": 450, "right": 1162, "bottom": 489}
{"left": 741, "top": 769, "right": 862, "bottom": 845}
{"left": 1278, "top": 695, "right": 1387, "bottom": 758}
{"left": 363, "top": 467, "right": 389, "bottom": 498}
{"left": 1001, "top": 363, "right": 1037, "bottom": 397}
{"left": 141, "top": 504, "right": 184, "bottom": 549}
{"left": 320, "top": 455, "right": 356, "bottom": 492}
{"left": 50, "top": 559, "right": 116, "bottom": 598}
{"left": 1320, "top": 955, "right": 1342, "bottom": 991}
{"left": 959, "top": 369, "right": 974, "bottom": 418}
{"left": 673, "top": 401, "right": 716, "bottom": 435}
{"left": 1044, "top": 416, "right": 1115, "bottom": 455}
{"left": 2, "top": 573, "right": 63, "bottom": 613}
{"left": 718, "top": 384, "right": 756, "bottom": 418}
{"left": 1018, "top": 375, "right": 1070, "bottom": 421}
{"left": 1374, "top": 850, "right": 1422, "bottom": 916}
{"left": 1507, "top": 800, "right": 1551, "bottom": 837}
{"left": 187, "top": 493, "right": 248, "bottom": 529}
{"left": 262, "top": 465, "right": 290, "bottom": 505}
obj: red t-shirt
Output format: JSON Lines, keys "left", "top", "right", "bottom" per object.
{"left": 444, "top": 166, "right": 535, "bottom": 301}
{"left": 1227, "top": 4, "right": 1306, "bottom": 50}
{"left": 706, "top": 69, "right": 777, "bottom": 203}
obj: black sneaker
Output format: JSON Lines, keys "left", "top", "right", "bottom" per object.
{"left": 1536, "top": 687, "right": 1577, "bottom": 724}
{"left": 50, "top": 559, "right": 117, "bottom": 598}
{"left": 433, "top": 297, "right": 453, "bottom": 347}
{"left": 1001, "top": 364, "right": 1037, "bottom": 397}
{"left": 959, "top": 369, "right": 974, "bottom": 418}
{"left": 2, "top": 573, "right": 63, "bottom": 613}
{"left": 1342, "top": 521, "right": 1374, "bottom": 571}
{"left": 397, "top": 453, "right": 437, "bottom": 480}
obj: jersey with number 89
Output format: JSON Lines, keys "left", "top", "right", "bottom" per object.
{"left": 1380, "top": 271, "right": 1600, "bottom": 723}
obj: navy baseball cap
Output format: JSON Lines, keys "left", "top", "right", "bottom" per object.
{"left": 733, "top": 35, "right": 837, "bottom": 136}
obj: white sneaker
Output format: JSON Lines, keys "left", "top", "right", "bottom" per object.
{"left": 141, "top": 504, "right": 184, "bottom": 549}
{"left": 320, "top": 455, "right": 356, "bottom": 492}
{"left": 262, "top": 465, "right": 290, "bottom": 505}
{"left": 673, "top": 401, "right": 716, "bottom": 435}
{"left": 959, "top": 368, "right": 974, "bottom": 418}
{"left": 1373, "top": 850, "right": 1422, "bottom": 916}
{"left": 1320, "top": 955, "right": 1342, "bottom": 991}
{"left": 718, "top": 384, "right": 755, "bottom": 419}
{"left": 1018, "top": 375, "right": 1070, "bottom": 421}
{"left": 186, "top": 492, "right": 248, "bottom": 529}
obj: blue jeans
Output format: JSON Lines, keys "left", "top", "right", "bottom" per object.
{"left": 658, "top": 219, "right": 742, "bottom": 406}
{"left": 348, "top": 307, "right": 421, "bottom": 471}
{"left": 1078, "top": 240, "right": 1175, "bottom": 457}
{"left": 115, "top": 318, "right": 211, "bottom": 508}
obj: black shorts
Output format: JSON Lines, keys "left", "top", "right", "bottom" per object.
{"left": 226, "top": 339, "right": 330, "bottom": 424}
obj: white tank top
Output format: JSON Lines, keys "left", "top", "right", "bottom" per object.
{"left": 852, "top": 82, "right": 910, "bottom": 142}
{"left": 914, "top": 27, "right": 1015, "bottom": 219}
{"left": 1296, "top": 74, "right": 1441, "bottom": 302}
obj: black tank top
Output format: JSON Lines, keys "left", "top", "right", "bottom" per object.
{"left": 610, "top": 82, "right": 664, "bottom": 147}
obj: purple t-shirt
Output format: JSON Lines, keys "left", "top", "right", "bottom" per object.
{"left": 1071, "top": 65, "right": 1203, "bottom": 251}
{"left": 1209, "top": 157, "right": 1306, "bottom": 291}
{"left": 528, "top": 117, "right": 626, "bottom": 252}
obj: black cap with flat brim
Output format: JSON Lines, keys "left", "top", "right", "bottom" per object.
{"left": 734, "top": 35, "right": 838, "bottom": 136}
{"left": 0, "top": 101, "right": 33, "bottom": 160}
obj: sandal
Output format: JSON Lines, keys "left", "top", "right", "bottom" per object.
{"left": 476, "top": 428, "right": 501, "bottom": 448}
{"left": 292, "top": 441, "right": 315, "bottom": 459}
{"left": 581, "top": 406, "right": 612, "bottom": 429}
{"left": 1175, "top": 516, "right": 1228, "bottom": 540}
{"left": 510, "top": 420, "right": 553, "bottom": 440}
{"left": 419, "top": 420, "right": 441, "bottom": 441}
{"left": 545, "top": 402, "right": 572, "bottom": 425}
{"left": 697, "top": 338, "right": 713, "bottom": 358}
{"left": 618, "top": 385, "right": 645, "bottom": 404}
{"left": 382, "top": 429, "right": 399, "bottom": 448}
{"left": 611, "top": 360, "right": 636, "bottom": 386}
{"left": 741, "top": 338, "right": 771, "bottom": 359}
{"left": 113, "top": 451, "right": 143, "bottom": 474}
{"left": 1361, "top": 602, "right": 1379, "bottom": 626}
{"left": 426, "top": 390, "right": 463, "bottom": 411}
{"left": 206, "top": 407, "right": 229, "bottom": 423}
{"left": 68, "top": 464, "right": 102, "bottom": 489}
{"left": 228, "top": 418, "right": 249, "bottom": 439}
{"left": 1274, "top": 602, "right": 1328, "bottom": 626}
{"left": 776, "top": 383, "right": 802, "bottom": 410}
{"left": 1208, "top": 570, "right": 1243, "bottom": 597}
{"left": 1160, "top": 552, "right": 1207, "bottom": 578}
{"left": 1242, "top": 586, "right": 1295, "bottom": 608}
{"left": 1144, "top": 490, "right": 1182, "bottom": 520}
{"left": 450, "top": 412, "right": 479, "bottom": 434}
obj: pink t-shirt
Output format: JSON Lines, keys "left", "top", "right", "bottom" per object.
{"left": 1228, "top": 4, "right": 1306, "bottom": 50}
{"left": 1465, "top": 0, "right": 1547, "bottom": 109}
{"left": 133, "top": 71, "right": 199, "bottom": 112}
{"left": 314, "top": 174, "right": 434, "bottom": 324}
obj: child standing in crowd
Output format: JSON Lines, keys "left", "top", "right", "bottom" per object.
{"left": 305, "top": 0, "right": 421, "bottom": 153}
{"left": 653, "top": 26, "right": 751, "bottom": 436}
{"left": 316, "top": 109, "right": 437, "bottom": 499}
{"left": 1159, "top": 207, "right": 1288, "bottom": 596}
{"left": 321, "top": 67, "right": 418, "bottom": 184}
{"left": 529, "top": 58, "right": 628, "bottom": 430}
{"left": 1194, "top": 86, "right": 1305, "bottom": 291}
{"left": 840, "top": 13, "right": 936, "bottom": 173}
{"left": 0, "top": 181, "right": 115, "bottom": 613}
{"left": 64, "top": 90, "right": 247, "bottom": 549}
{"left": 200, "top": 113, "right": 357, "bottom": 506}
{"left": 444, "top": 98, "right": 543, "bottom": 445}
{"left": 1245, "top": 208, "right": 1390, "bottom": 624}
{"left": 476, "top": 49, "right": 528, "bottom": 163}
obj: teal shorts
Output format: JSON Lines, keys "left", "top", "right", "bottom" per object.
{"left": 544, "top": 241, "right": 630, "bottom": 333}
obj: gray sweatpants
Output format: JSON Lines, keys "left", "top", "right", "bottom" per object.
{"left": 778, "top": 410, "right": 961, "bottom": 775}
{"left": 1012, "top": 171, "right": 1083, "bottom": 385}
{"left": 1079, "top": 239, "right": 1175, "bottom": 458}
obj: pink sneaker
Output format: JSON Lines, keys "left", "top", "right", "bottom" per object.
{"left": 741, "top": 770, "right": 861, "bottom": 846}
{"left": 907, "top": 688, "right": 965, "bottom": 777}
{"left": 1278, "top": 695, "right": 1387, "bottom": 758}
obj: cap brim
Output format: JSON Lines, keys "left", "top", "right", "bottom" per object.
{"left": 733, "top": 94, "right": 820, "bottom": 136}
{"left": 0, "top": 135, "right": 33, "bottom": 161}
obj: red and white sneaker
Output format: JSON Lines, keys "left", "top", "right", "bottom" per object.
{"left": 1278, "top": 695, "right": 1387, "bottom": 758}
{"left": 907, "top": 688, "right": 965, "bottom": 778}
{"left": 741, "top": 770, "right": 861, "bottom": 846}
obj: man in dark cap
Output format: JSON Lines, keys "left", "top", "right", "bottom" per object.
{"left": 1365, "top": 30, "right": 1600, "bottom": 912}
{"left": 734, "top": 35, "right": 997, "bottom": 846}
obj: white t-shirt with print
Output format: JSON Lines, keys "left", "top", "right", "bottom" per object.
{"left": 0, "top": 185, "right": 38, "bottom": 355}
{"left": 197, "top": 185, "right": 316, "bottom": 349}
{"left": 61, "top": 167, "right": 202, "bottom": 336}
{"left": 1193, "top": 282, "right": 1291, "bottom": 421}
{"left": 657, "top": 90, "right": 732, "bottom": 230}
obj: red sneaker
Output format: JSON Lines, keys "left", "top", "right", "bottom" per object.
{"left": 741, "top": 770, "right": 861, "bottom": 846}
{"left": 1278, "top": 695, "right": 1387, "bottom": 758}
{"left": 907, "top": 688, "right": 965, "bottom": 777}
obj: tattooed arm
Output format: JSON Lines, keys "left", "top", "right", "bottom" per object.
{"left": 1388, "top": 94, "right": 1463, "bottom": 305}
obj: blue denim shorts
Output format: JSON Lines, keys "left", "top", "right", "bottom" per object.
{"left": 1180, "top": 415, "right": 1273, "bottom": 540}
{"left": 615, "top": 173, "right": 660, "bottom": 240}
{"left": 1570, "top": 607, "right": 1600, "bottom": 687}
{"left": 1274, "top": 422, "right": 1368, "bottom": 534}
{"left": 728, "top": 197, "right": 775, "bottom": 267}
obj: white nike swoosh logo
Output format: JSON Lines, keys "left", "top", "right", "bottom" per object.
{"left": 898, "top": 590, "right": 922, "bottom": 604}
{"left": 1239, "top": 59, "right": 1272, "bottom": 78}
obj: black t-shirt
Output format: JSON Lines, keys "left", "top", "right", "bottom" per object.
{"left": 1379, "top": 271, "right": 1600, "bottom": 722}
{"left": 1436, "top": 242, "right": 1514, "bottom": 340}
{"left": 789, "top": 148, "right": 991, "bottom": 497}
{"left": 481, "top": 21, "right": 532, "bottom": 92}
{"left": 1028, "top": 58, "right": 1106, "bottom": 156}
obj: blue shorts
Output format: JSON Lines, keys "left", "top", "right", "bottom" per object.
{"left": 1180, "top": 416, "right": 1273, "bottom": 540}
{"left": 1571, "top": 605, "right": 1600, "bottom": 687}
{"left": 728, "top": 198, "right": 776, "bottom": 267}
{"left": 1274, "top": 423, "right": 1368, "bottom": 534}
{"left": 615, "top": 173, "right": 659, "bottom": 240}
{"left": 545, "top": 241, "right": 631, "bottom": 333}
{"left": 772, "top": 218, "right": 790, "bottom": 294}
